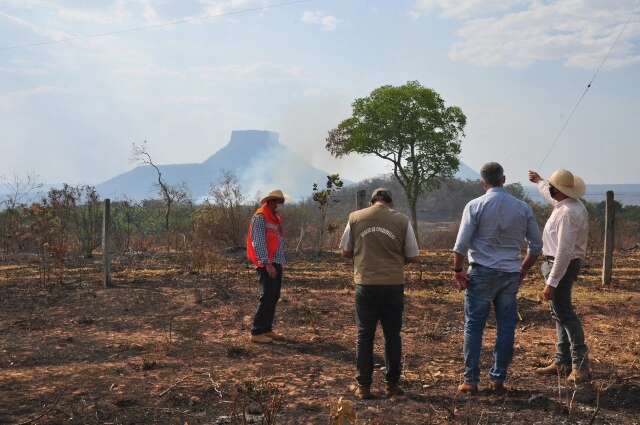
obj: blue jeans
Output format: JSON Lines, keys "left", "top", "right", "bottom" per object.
{"left": 463, "top": 264, "right": 520, "bottom": 385}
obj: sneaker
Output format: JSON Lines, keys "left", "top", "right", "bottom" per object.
{"left": 385, "top": 383, "right": 405, "bottom": 398}
{"left": 250, "top": 334, "right": 273, "bottom": 344}
{"left": 264, "top": 331, "right": 285, "bottom": 341}
{"left": 534, "top": 362, "right": 570, "bottom": 376}
{"left": 457, "top": 383, "right": 478, "bottom": 395}
{"left": 354, "top": 385, "right": 373, "bottom": 400}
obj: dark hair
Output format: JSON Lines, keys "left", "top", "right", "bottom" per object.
{"left": 370, "top": 189, "right": 392, "bottom": 204}
{"left": 480, "top": 162, "right": 504, "bottom": 187}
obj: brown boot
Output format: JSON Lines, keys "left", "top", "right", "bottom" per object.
{"left": 568, "top": 368, "right": 591, "bottom": 384}
{"left": 489, "top": 381, "right": 506, "bottom": 395}
{"left": 264, "top": 331, "right": 285, "bottom": 341}
{"left": 457, "top": 383, "right": 478, "bottom": 395}
{"left": 534, "top": 362, "right": 570, "bottom": 376}
{"left": 385, "top": 383, "right": 405, "bottom": 398}
{"left": 250, "top": 333, "right": 273, "bottom": 344}
{"left": 354, "top": 385, "right": 373, "bottom": 400}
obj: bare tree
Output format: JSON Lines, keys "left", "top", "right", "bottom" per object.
{"left": 207, "top": 171, "right": 245, "bottom": 246}
{"left": 312, "top": 174, "right": 343, "bottom": 255}
{"left": 1, "top": 172, "right": 43, "bottom": 209}
{"left": 76, "top": 185, "right": 102, "bottom": 258}
{"left": 131, "top": 141, "right": 190, "bottom": 250}
{"left": 0, "top": 173, "right": 42, "bottom": 253}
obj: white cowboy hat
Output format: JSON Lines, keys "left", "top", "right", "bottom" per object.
{"left": 548, "top": 169, "right": 586, "bottom": 200}
{"left": 260, "top": 189, "right": 285, "bottom": 204}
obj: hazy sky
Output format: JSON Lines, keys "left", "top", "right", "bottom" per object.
{"left": 1, "top": 0, "right": 639, "bottom": 186}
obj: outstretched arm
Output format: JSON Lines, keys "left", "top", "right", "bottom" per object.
{"left": 529, "top": 170, "right": 556, "bottom": 205}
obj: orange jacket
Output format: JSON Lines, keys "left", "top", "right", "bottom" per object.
{"left": 246, "top": 205, "right": 282, "bottom": 267}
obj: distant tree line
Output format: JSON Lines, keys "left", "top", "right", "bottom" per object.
{"left": 2, "top": 172, "right": 639, "bottom": 266}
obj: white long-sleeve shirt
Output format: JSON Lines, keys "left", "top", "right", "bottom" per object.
{"left": 538, "top": 180, "right": 589, "bottom": 287}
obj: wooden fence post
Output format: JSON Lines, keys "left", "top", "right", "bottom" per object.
{"left": 103, "top": 198, "right": 112, "bottom": 288}
{"left": 602, "top": 191, "right": 615, "bottom": 286}
{"left": 356, "top": 190, "right": 367, "bottom": 210}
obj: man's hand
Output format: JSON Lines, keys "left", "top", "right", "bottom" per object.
{"left": 528, "top": 170, "right": 542, "bottom": 184}
{"left": 265, "top": 264, "right": 277, "bottom": 279}
{"left": 541, "top": 284, "right": 555, "bottom": 300}
{"left": 519, "top": 267, "right": 528, "bottom": 284}
{"left": 453, "top": 270, "right": 469, "bottom": 290}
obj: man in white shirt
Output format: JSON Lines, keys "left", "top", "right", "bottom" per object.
{"left": 528, "top": 169, "right": 590, "bottom": 384}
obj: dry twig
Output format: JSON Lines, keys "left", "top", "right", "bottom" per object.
{"left": 159, "top": 374, "right": 191, "bottom": 397}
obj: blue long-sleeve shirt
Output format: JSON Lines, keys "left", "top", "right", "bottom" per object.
{"left": 453, "top": 187, "right": 542, "bottom": 272}
{"left": 250, "top": 214, "right": 285, "bottom": 266}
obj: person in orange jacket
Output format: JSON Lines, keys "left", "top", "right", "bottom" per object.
{"left": 246, "top": 190, "right": 286, "bottom": 344}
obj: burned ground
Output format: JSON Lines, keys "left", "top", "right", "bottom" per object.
{"left": 1, "top": 250, "right": 639, "bottom": 424}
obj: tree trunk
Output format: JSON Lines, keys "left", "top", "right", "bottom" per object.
{"left": 408, "top": 197, "right": 420, "bottom": 248}
{"left": 165, "top": 200, "right": 171, "bottom": 253}
{"left": 317, "top": 208, "right": 326, "bottom": 256}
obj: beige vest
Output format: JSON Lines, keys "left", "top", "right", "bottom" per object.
{"left": 348, "top": 204, "right": 409, "bottom": 285}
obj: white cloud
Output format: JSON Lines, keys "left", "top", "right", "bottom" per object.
{"left": 55, "top": 0, "right": 130, "bottom": 25}
{"left": 199, "top": 0, "right": 264, "bottom": 18}
{"left": 141, "top": 0, "right": 160, "bottom": 24}
{"left": 0, "top": 10, "right": 70, "bottom": 41}
{"left": 411, "top": 0, "right": 526, "bottom": 19}
{"left": 301, "top": 10, "right": 340, "bottom": 31}
{"left": 412, "top": 0, "right": 640, "bottom": 69}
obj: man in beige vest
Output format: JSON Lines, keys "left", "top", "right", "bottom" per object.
{"left": 339, "top": 188, "right": 419, "bottom": 399}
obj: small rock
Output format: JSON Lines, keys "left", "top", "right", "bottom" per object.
{"left": 528, "top": 393, "right": 547, "bottom": 406}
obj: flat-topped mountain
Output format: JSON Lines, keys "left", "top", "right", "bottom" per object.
{"left": 96, "top": 130, "right": 481, "bottom": 201}
{"left": 97, "top": 130, "right": 332, "bottom": 201}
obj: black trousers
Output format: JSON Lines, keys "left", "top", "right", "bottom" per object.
{"left": 251, "top": 264, "right": 282, "bottom": 336}
{"left": 542, "top": 259, "right": 588, "bottom": 368}
{"left": 355, "top": 284, "right": 404, "bottom": 387}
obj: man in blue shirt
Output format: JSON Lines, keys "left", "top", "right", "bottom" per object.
{"left": 452, "top": 162, "right": 542, "bottom": 394}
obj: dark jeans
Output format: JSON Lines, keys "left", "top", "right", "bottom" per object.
{"left": 541, "top": 259, "right": 588, "bottom": 369}
{"left": 251, "top": 263, "right": 282, "bottom": 336}
{"left": 355, "top": 284, "right": 404, "bottom": 387}
{"left": 463, "top": 264, "right": 520, "bottom": 385}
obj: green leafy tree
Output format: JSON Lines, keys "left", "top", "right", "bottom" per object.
{"left": 326, "top": 81, "right": 466, "bottom": 241}
{"left": 312, "top": 174, "right": 343, "bottom": 254}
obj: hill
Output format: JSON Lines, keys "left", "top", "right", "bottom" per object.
{"left": 95, "top": 130, "right": 480, "bottom": 202}
{"left": 96, "top": 130, "right": 330, "bottom": 202}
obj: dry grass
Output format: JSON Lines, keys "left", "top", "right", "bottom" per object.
{"left": 0, "top": 250, "right": 639, "bottom": 424}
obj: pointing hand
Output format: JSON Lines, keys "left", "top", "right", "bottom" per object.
{"left": 528, "top": 170, "right": 542, "bottom": 184}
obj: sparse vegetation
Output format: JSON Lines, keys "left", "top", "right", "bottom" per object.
{"left": 0, "top": 175, "right": 639, "bottom": 423}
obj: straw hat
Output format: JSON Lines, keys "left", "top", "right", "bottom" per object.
{"left": 260, "top": 189, "right": 285, "bottom": 204}
{"left": 548, "top": 169, "right": 586, "bottom": 200}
